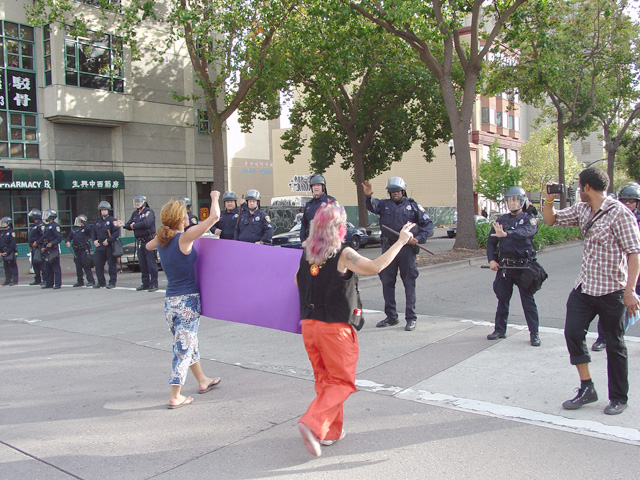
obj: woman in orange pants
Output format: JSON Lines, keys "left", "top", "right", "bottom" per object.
{"left": 296, "top": 201, "right": 415, "bottom": 456}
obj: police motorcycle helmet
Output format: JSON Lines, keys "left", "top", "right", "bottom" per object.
{"left": 43, "top": 209, "right": 58, "bottom": 221}
{"left": 98, "top": 201, "right": 112, "bottom": 211}
{"left": 309, "top": 174, "right": 327, "bottom": 194}
{"left": 178, "top": 196, "right": 192, "bottom": 210}
{"left": 74, "top": 214, "right": 88, "bottom": 226}
{"left": 133, "top": 194, "right": 147, "bottom": 209}
{"left": 222, "top": 191, "right": 238, "bottom": 203}
{"left": 245, "top": 189, "right": 261, "bottom": 209}
{"left": 386, "top": 177, "right": 407, "bottom": 197}
{"left": 0, "top": 216, "right": 12, "bottom": 229}
{"left": 618, "top": 183, "right": 640, "bottom": 203}
{"left": 28, "top": 208, "right": 42, "bottom": 221}
{"left": 504, "top": 186, "right": 527, "bottom": 212}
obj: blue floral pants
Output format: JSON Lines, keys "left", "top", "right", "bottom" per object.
{"left": 165, "top": 293, "right": 201, "bottom": 385}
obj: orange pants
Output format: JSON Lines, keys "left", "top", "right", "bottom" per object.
{"left": 299, "top": 319, "right": 359, "bottom": 442}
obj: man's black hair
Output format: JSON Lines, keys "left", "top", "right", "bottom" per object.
{"left": 579, "top": 167, "right": 609, "bottom": 192}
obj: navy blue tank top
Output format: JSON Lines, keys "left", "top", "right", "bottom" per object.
{"left": 157, "top": 232, "right": 199, "bottom": 297}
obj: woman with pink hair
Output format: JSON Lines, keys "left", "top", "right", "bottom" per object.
{"left": 296, "top": 201, "right": 415, "bottom": 457}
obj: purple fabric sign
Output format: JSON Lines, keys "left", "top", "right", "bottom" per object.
{"left": 194, "top": 238, "right": 303, "bottom": 334}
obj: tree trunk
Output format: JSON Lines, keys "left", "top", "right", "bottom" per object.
{"left": 557, "top": 116, "right": 567, "bottom": 209}
{"left": 451, "top": 124, "right": 479, "bottom": 250}
{"left": 606, "top": 141, "right": 616, "bottom": 194}
{"left": 352, "top": 149, "right": 368, "bottom": 227}
{"left": 210, "top": 120, "right": 227, "bottom": 193}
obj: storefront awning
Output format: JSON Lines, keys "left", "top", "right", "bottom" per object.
{"left": 0, "top": 169, "right": 53, "bottom": 189}
{"left": 54, "top": 170, "right": 125, "bottom": 190}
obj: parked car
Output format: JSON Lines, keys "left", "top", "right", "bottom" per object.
{"left": 272, "top": 222, "right": 369, "bottom": 250}
{"left": 365, "top": 220, "right": 382, "bottom": 247}
{"left": 120, "top": 242, "right": 163, "bottom": 272}
{"left": 447, "top": 215, "right": 490, "bottom": 238}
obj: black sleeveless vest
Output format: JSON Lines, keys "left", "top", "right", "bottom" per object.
{"left": 297, "top": 246, "right": 364, "bottom": 330}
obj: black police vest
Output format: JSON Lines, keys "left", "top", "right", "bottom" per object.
{"left": 296, "top": 246, "right": 363, "bottom": 329}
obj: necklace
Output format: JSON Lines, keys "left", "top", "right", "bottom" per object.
{"left": 308, "top": 260, "right": 326, "bottom": 276}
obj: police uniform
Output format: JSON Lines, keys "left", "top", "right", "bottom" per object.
{"left": 487, "top": 211, "right": 539, "bottom": 337}
{"left": 124, "top": 206, "right": 158, "bottom": 289}
{"left": 213, "top": 207, "right": 239, "bottom": 240}
{"left": 300, "top": 193, "right": 337, "bottom": 241}
{"left": 67, "top": 224, "right": 95, "bottom": 286}
{"left": 28, "top": 219, "right": 46, "bottom": 285}
{"left": 366, "top": 195, "right": 434, "bottom": 326}
{"left": 92, "top": 215, "right": 120, "bottom": 287}
{"left": 1, "top": 226, "right": 18, "bottom": 285}
{"left": 234, "top": 205, "right": 273, "bottom": 243}
{"left": 41, "top": 221, "right": 62, "bottom": 288}
{"left": 185, "top": 211, "right": 199, "bottom": 231}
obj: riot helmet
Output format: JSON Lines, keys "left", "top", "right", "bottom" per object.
{"left": 98, "top": 201, "right": 112, "bottom": 210}
{"left": 504, "top": 186, "right": 527, "bottom": 212}
{"left": 178, "top": 196, "right": 192, "bottom": 210}
{"left": 386, "top": 177, "right": 407, "bottom": 197}
{"left": 309, "top": 174, "right": 327, "bottom": 195}
{"left": 0, "top": 216, "right": 12, "bottom": 229}
{"left": 43, "top": 209, "right": 58, "bottom": 221}
{"left": 74, "top": 214, "right": 88, "bottom": 226}
{"left": 245, "top": 189, "right": 261, "bottom": 210}
{"left": 133, "top": 194, "right": 147, "bottom": 209}
{"left": 28, "top": 208, "right": 42, "bottom": 220}
{"left": 618, "top": 183, "right": 640, "bottom": 202}
{"left": 222, "top": 191, "right": 238, "bottom": 202}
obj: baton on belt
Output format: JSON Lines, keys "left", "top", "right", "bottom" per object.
{"left": 480, "top": 265, "right": 529, "bottom": 270}
{"left": 381, "top": 225, "right": 435, "bottom": 255}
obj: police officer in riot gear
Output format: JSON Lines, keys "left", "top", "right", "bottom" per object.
{"left": 591, "top": 183, "right": 640, "bottom": 352}
{"left": 41, "top": 209, "right": 62, "bottom": 289}
{"left": 212, "top": 191, "right": 239, "bottom": 239}
{"left": 122, "top": 195, "right": 158, "bottom": 292}
{"left": 92, "top": 201, "right": 120, "bottom": 289}
{"left": 66, "top": 215, "right": 95, "bottom": 287}
{"left": 0, "top": 216, "right": 19, "bottom": 286}
{"left": 300, "top": 174, "right": 337, "bottom": 243}
{"left": 27, "top": 209, "right": 46, "bottom": 285}
{"left": 179, "top": 196, "right": 199, "bottom": 230}
{"left": 487, "top": 186, "right": 541, "bottom": 346}
{"left": 363, "top": 177, "right": 434, "bottom": 331}
{"left": 234, "top": 189, "right": 273, "bottom": 244}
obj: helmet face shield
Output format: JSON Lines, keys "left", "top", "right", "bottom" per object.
{"left": 74, "top": 215, "right": 87, "bottom": 226}
{"left": 386, "top": 177, "right": 407, "bottom": 193}
{"left": 133, "top": 195, "right": 146, "bottom": 209}
{"left": 28, "top": 208, "right": 42, "bottom": 220}
{"left": 0, "top": 217, "right": 9, "bottom": 228}
{"left": 43, "top": 209, "right": 57, "bottom": 221}
{"left": 505, "top": 195, "right": 525, "bottom": 212}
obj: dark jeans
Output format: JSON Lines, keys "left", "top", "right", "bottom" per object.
{"left": 493, "top": 268, "right": 539, "bottom": 334}
{"left": 565, "top": 287, "right": 628, "bottom": 403}
{"left": 379, "top": 244, "right": 418, "bottom": 321}
{"left": 94, "top": 244, "right": 117, "bottom": 286}
{"left": 137, "top": 240, "right": 158, "bottom": 288}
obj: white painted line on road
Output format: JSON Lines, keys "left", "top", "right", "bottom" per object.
{"left": 393, "top": 387, "right": 640, "bottom": 446}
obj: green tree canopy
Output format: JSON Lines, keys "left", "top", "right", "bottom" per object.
{"left": 475, "top": 141, "right": 523, "bottom": 204}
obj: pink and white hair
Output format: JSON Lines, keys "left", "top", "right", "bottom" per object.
{"left": 305, "top": 201, "right": 347, "bottom": 265}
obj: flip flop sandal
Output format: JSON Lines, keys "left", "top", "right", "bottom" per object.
{"left": 198, "top": 377, "right": 222, "bottom": 394}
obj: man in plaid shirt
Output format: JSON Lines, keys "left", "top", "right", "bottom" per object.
{"left": 543, "top": 168, "right": 640, "bottom": 415}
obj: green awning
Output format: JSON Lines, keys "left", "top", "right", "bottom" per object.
{"left": 54, "top": 170, "right": 125, "bottom": 190}
{"left": 0, "top": 169, "right": 53, "bottom": 189}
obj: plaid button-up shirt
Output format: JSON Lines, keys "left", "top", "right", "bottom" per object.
{"left": 555, "top": 196, "right": 640, "bottom": 296}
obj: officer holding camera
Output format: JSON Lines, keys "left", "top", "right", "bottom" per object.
{"left": 487, "top": 186, "right": 541, "bottom": 346}
{"left": 363, "top": 177, "right": 433, "bottom": 331}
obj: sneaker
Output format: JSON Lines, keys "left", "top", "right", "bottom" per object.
{"left": 136, "top": 285, "right": 149, "bottom": 291}
{"left": 591, "top": 340, "right": 606, "bottom": 352}
{"left": 530, "top": 332, "right": 541, "bottom": 347}
{"left": 562, "top": 384, "right": 598, "bottom": 410}
{"left": 320, "top": 429, "right": 346, "bottom": 446}
{"left": 148, "top": 286, "right": 158, "bottom": 292}
{"left": 405, "top": 320, "right": 416, "bottom": 331}
{"left": 603, "top": 400, "right": 627, "bottom": 415}
{"left": 487, "top": 331, "right": 506, "bottom": 340}
{"left": 298, "top": 422, "right": 321, "bottom": 457}
{"left": 376, "top": 317, "right": 400, "bottom": 328}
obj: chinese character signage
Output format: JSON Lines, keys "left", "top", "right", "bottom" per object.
{"left": 7, "top": 70, "right": 37, "bottom": 113}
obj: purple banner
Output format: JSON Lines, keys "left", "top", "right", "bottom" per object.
{"left": 194, "top": 238, "right": 303, "bottom": 334}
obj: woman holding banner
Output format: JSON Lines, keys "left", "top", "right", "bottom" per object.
{"left": 295, "top": 201, "right": 414, "bottom": 456}
{"left": 146, "top": 191, "right": 222, "bottom": 409}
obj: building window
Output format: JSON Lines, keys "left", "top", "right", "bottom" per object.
{"left": 197, "top": 109, "right": 210, "bottom": 133}
{"left": 582, "top": 141, "right": 591, "bottom": 155}
{"left": 481, "top": 107, "right": 489, "bottom": 124}
{"left": 0, "top": 189, "right": 42, "bottom": 244}
{"left": 64, "top": 29, "right": 124, "bottom": 93}
{"left": 508, "top": 115, "right": 514, "bottom": 130}
{"left": 57, "top": 190, "right": 114, "bottom": 233}
{"left": 1, "top": 21, "right": 39, "bottom": 159}
{"left": 43, "top": 25, "right": 52, "bottom": 86}
{"left": 74, "top": 0, "right": 122, "bottom": 10}
{"left": 496, "top": 111, "right": 503, "bottom": 127}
